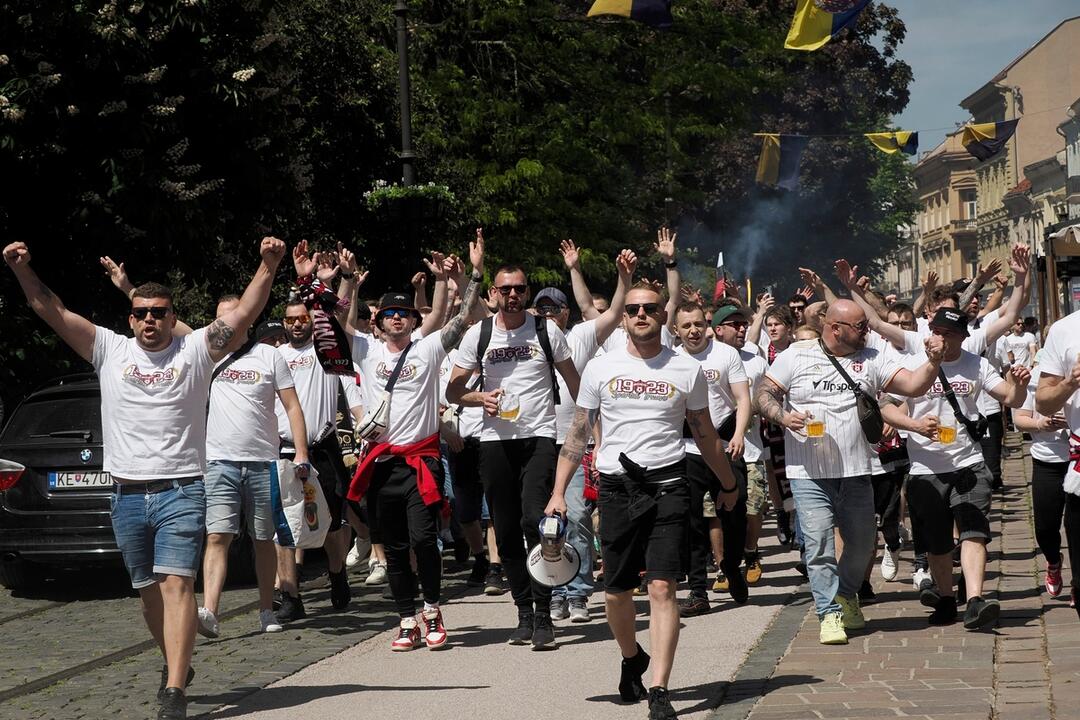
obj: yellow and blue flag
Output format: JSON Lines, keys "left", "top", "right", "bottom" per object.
{"left": 785, "top": 0, "right": 871, "bottom": 52}
{"left": 587, "top": 0, "right": 673, "bottom": 28}
{"left": 865, "top": 131, "right": 918, "bottom": 156}
{"left": 961, "top": 120, "right": 1019, "bottom": 162}
{"left": 756, "top": 134, "right": 809, "bottom": 191}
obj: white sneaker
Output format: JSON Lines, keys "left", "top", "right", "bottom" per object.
{"left": 260, "top": 609, "right": 283, "bottom": 633}
{"left": 197, "top": 607, "right": 220, "bottom": 639}
{"left": 346, "top": 537, "right": 371, "bottom": 569}
{"left": 912, "top": 567, "right": 932, "bottom": 591}
{"left": 880, "top": 547, "right": 899, "bottom": 582}
{"left": 365, "top": 561, "right": 388, "bottom": 586}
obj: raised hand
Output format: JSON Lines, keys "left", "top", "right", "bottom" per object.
{"left": 337, "top": 243, "right": 359, "bottom": 275}
{"left": 756, "top": 292, "right": 775, "bottom": 314}
{"left": 681, "top": 283, "right": 703, "bottom": 304}
{"left": 834, "top": 259, "right": 857, "bottom": 290}
{"left": 924, "top": 334, "right": 944, "bottom": 363}
{"left": 470, "top": 227, "right": 485, "bottom": 274}
{"left": 993, "top": 272, "right": 1008, "bottom": 290}
{"left": 260, "top": 236, "right": 286, "bottom": 268}
{"left": 797, "top": 284, "right": 815, "bottom": 301}
{"left": 424, "top": 251, "right": 448, "bottom": 281}
{"left": 798, "top": 267, "right": 820, "bottom": 290}
{"left": 292, "top": 239, "right": 317, "bottom": 276}
{"left": 616, "top": 249, "right": 637, "bottom": 280}
{"left": 445, "top": 254, "right": 466, "bottom": 291}
{"left": 2, "top": 242, "right": 31, "bottom": 270}
{"left": 856, "top": 276, "right": 871, "bottom": 292}
{"left": 976, "top": 257, "right": 1003, "bottom": 285}
{"left": 1009, "top": 244, "right": 1030, "bottom": 275}
{"left": 560, "top": 238, "right": 581, "bottom": 270}
{"left": 316, "top": 249, "right": 339, "bottom": 283}
{"left": 411, "top": 271, "right": 427, "bottom": 291}
{"left": 654, "top": 227, "right": 676, "bottom": 262}
{"left": 100, "top": 255, "right": 133, "bottom": 293}
{"left": 923, "top": 270, "right": 939, "bottom": 291}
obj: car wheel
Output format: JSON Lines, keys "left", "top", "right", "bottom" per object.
{"left": 0, "top": 556, "right": 37, "bottom": 591}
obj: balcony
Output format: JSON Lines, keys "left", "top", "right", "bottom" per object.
{"left": 951, "top": 218, "right": 977, "bottom": 234}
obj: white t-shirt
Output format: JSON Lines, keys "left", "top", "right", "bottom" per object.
{"left": 92, "top": 326, "right": 214, "bottom": 480}
{"left": 765, "top": 342, "right": 903, "bottom": 480}
{"left": 455, "top": 317, "right": 572, "bottom": 441}
{"left": 865, "top": 328, "right": 921, "bottom": 361}
{"left": 275, "top": 342, "right": 352, "bottom": 446}
{"left": 1003, "top": 332, "right": 1037, "bottom": 368}
{"left": 443, "top": 351, "right": 483, "bottom": 439}
{"left": 676, "top": 341, "right": 747, "bottom": 455}
{"left": 1037, "top": 310, "right": 1080, "bottom": 429}
{"left": 739, "top": 348, "right": 769, "bottom": 463}
{"left": 1016, "top": 368, "right": 1069, "bottom": 463}
{"left": 601, "top": 325, "right": 674, "bottom": 354}
{"left": 903, "top": 351, "right": 1005, "bottom": 475}
{"left": 350, "top": 330, "right": 446, "bottom": 446}
{"left": 207, "top": 344, "right": 295, "bottom": 462}
{"left": 577, "top": 346, "right": 708, "bottom": 475}
{"left": 556, "top": 320, "right": 600, "bottom": 444}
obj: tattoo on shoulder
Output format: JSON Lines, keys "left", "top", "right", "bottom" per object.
{"left": 206, "top": 318, "right": 235, "bottom": 352}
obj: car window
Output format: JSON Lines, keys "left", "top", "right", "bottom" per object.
{"left": 1, "top": 394, "right": 102, "bottom": 443}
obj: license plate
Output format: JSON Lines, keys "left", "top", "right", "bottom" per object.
{"left": 48, "top": 471, "right": 113, "bottom": 490}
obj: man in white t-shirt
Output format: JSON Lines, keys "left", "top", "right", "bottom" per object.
{"left": 672, "top": 302, "right": 751, "bottom": 616}
{"left": 4, "top": 238, "right": 283, "bottom": 720}
{"left": 756, "top": 300, "right": 945, "bottom": 646}
{"left": 1003, "top": 317, "right": 1038, "bottom": 369}
{"left": 545, "top": 283, "right": 738, "bottom": 720}
{"left": 447, "top": 264, "right": 580, "bottom": 650}
{"left": 881, "top": 308, "right": 1028, "bottom": 629}
{"left": 196, "top": 298, "right": 310, "bottom": 641}
{"left": 345, "top": 236, "right": 485, "bottom": 651}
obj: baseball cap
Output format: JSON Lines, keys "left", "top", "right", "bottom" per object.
{"left": 255, "top": 320, "right": 285, "bottom": 342}
{"left": 377, "top": 292, "right": 416, "bottom": 312}
{"left": 533, "top": 288, "right": 568, "bottom": 308}
{"left": 711, "top": 304, "right": 749, "bottom": 328}
{"left": 929, "top": 307, "right": 970, "bottom": 337}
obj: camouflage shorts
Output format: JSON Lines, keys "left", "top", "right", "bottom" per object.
{"left": 746, "top": 461, "right": 768, "bottom": 516}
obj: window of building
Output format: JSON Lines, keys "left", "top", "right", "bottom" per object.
{"left": 961, "top": 190, "right": 977, "bottom": 220}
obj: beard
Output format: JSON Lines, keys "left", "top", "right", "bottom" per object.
{"left": 289, "top": 325, "right": 314, "bottom": 347}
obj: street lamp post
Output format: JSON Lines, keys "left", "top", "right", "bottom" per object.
{"left": 395, "top": 0, "right": 416, "bottom": 187}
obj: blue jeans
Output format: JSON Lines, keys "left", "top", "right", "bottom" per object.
{"left": 552, "top": 464, "right": 595, "bottom": 601}
{"left": 110, "top": 480, "right": 206, "bottom": 589}
{"left": 790, "top": 475, "right": 875, "bottom": 618}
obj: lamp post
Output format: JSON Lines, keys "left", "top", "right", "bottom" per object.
{"left": 395, "top": 0, "right": 415, "bottom": 187}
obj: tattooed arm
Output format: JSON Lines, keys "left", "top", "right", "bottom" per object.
{"left": 544, "top": 406, "right": 598, "bottom": 517}
{"left": 208, "top": 237, "right": 285, "bottom": 362}
{"left": 755, "top": 377, "right": 807, "bottom": 432}
{"left": 4, "top": 242, "right": 96, "bottom": 362}
{"left": 441, "top": 228, "right": 486, "bottom": 351}
{"left": 686, "top": 407, "right": 740, "bottom": 510}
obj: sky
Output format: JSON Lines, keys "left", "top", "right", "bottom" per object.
{"left": 887, "top": 0, "right": 1079, "bottom": 154}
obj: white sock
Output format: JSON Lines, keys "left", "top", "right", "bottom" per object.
{"left": 424, "top": 601, "right": 439, "bottom": 612}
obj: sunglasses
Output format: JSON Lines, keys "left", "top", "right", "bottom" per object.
{"left": 131, "top": 306, "right": 171, "bottom": 320}
{"left": 282, "top": 315, "right": 311, "bottom": 326}
{"left": 494, "top": 284, "right": 528, "bottom": 296}
{"left": 535, "top": 304, "right": 564, "bottom": 316}
{"left": 624, "top": 302, "right": 660, "bottom": 316}
{"left": 834, "top": 320, "right": 870, "bottom": 334}
{"left": 719, "top": 320, "right": 749, "bottom": 329}
{"left": 379, "top": 308, "right": 412, "bottom": 320}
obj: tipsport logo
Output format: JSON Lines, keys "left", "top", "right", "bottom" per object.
{"left": 215, "top": 368, "right": 262, "bottom": 385}
{"left": 811, "top": 379, "right": 859, "bottom": 393}
{"left": 375, "top": 361, "right": 417, "bottom": 382}
{"left": 287, "top": 355, "right": 315, "bottom": 372}
{"left": 486, "top": 345, "right": 541, "bottom": 365}
{"left": 122, "top": 364, "right": 181, "bottom": 387}
{"left": 607, "top": 377, "right": 676, "bottom": 401}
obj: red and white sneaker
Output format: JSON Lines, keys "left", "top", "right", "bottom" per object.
{"left": 422, "top": 607, "right": 448, "bottom": 649}
{"left": 1046, "top": 562, "right": 1064, "bottom": 597}
{"left": 391, "top": 618, "right": 421, "bottom": 652}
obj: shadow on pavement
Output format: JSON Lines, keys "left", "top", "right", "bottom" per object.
{"left": 583, "top": 674, "right": 823, "bottom": 711}
{"left": 198, "top": 682, "right": 491, "bottom": 718}
{"left": 8, "top": 565, "right": 137, "bottom": 601}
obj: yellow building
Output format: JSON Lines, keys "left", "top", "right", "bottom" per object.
{"left": 911, "top": 132, "right": 978, "bottom": 286}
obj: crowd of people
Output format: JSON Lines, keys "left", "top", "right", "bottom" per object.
{"left": 3, "top": 229, "right": 1075, "bottom": 720}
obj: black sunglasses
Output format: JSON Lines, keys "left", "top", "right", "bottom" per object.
{"left": 624, "top": 302, "right": 660, "bottom": 316}
{"left": 535, "top": 304, "right": 564, "bottom": 316}
{"left": 834, "top": 320, "right": 869, "bottom": 333}
{"left": 131, "top": 306, "right": 171, "bottom": 320}
{"left": 720, "top": 320, "right": 749, "bottom": 329}
{"left": 495, "top": 284, "right": 528, "bottom": 296}
{"left": 379, "top": 308, "right": 411, "bottom": 319}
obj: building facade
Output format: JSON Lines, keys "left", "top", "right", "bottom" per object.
{"left": 911, "top": 132, "right": 979, "bottom": 287}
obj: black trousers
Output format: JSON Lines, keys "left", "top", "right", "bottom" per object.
{"left": 479, "top": 437, "right": 557, "bottom": 612}
{"left": 872, "top": 469, "right": 904, "bottom": 552}
{"left": 367, "top": 457, "right": 443, "bottom": 617}
{"left": 687, "top": 454, "right": 747, "bottom": 595}
{"left": 978, "top": 411, "right": 1004, "bottom": 487}
{"left": 1031, "top": 458, "right": 1080, "bottom": 586}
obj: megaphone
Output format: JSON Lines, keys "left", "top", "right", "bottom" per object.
{"left": 527, "top": 512, "right": 581, "bottom": 587}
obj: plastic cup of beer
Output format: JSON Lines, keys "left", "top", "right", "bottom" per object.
{"left": 498, "top": 391, "right": 521, "bottom": 422}
{"left": 938, "top": 414, "right": 956, "bottom": 445}
{"left": 805, "top": 409, "right": 825, "bottom": 438}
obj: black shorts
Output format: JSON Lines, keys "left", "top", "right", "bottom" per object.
{"left": 907, "top": 462, "right": 992, "bottom": 555}
{"left": 450, "top": 438, "right": 484, "bottom": 525}
{"left": 281, "top": 436, "right": 347, "bottom": 533}
{"left": 599, "top": 466, "right": 690, "bottom": 593}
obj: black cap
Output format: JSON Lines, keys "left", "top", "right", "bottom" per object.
{"left": 255, "top": 320, "right": 285, "bottom": 341}
{"left": 378, "top": 291, "right": 416, "bottom": 312}
{"left": 355, "top": 303, "right": 372, "bottom": 321}
{"left": 929, "top": 308, "right": 970, "bottom": 337}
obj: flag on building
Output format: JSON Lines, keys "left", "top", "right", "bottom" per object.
{"left": 587, "top": 0, "right": 673, "bottom": 28}
{"left": 755, "top": 134, "right": 809, "bottom": 191}
{"left": 865, "top": 131, "right": 918, "bottom": 156}
{"left": 961, "top": 119, "right": 1019, "bottom": 162}
{"left": 784, "top": 0, "right": 871, "bottom": 52}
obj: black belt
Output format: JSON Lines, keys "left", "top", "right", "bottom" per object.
{"left": 117, "top": 477, "right": 199, "bottom": 495}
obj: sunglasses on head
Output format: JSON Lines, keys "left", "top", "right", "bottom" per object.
{"left": 495, "top": 284, "right": 527, "bottom": 296}
{"left": 131, "top": 306, "right": 170, "bottom": 320}
{"left": 282, "top": 315, "right": 311, "bottom": 326}
{"left": 624, "top": 302, "right": 660, "bottom": 316}
{"left": 379, "top": 308, "right": 412, "bottom": 320}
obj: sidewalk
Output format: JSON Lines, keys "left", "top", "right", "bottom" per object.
{"left": 726, "top": 440, "right": 1078, "bottom": 720}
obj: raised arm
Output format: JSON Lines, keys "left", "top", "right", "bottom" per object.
{"left": 561, "top": 239, "right": 600, "bottom": 321}
{"left": 4, "top": 242, "right": 96, "bottom": 363}
{"left": 977, "top": 273, "right": 1007, "bottom": 318}
{"left": 835, "top": 259, "right": 906, "bottom": 347}
{"left": 593, "top": 249, "right": 636, "bottom": 345}
{"left": 748, "top": 293, "right": 774, "bottom": 347}
{"left": 655, "top": 227, "right": 680, "bottom": 330}
{"left": 981, "top": 246, "right": 1031, "bottom": 346}
{"left": 882, "top": 336, "right": 945, "bottom": 397}
{"left": 912, "top": 270, "right": 937, "bottom": 319}
{"left": 100, "top": 255, "right": 193, "bottom": 337}
{"left": 958, "top": 258, "right": 1002, "bottom": 311}
{"left": 440, "top": 233, "right": 486, "bottom": 352}
{"left": 799, "top": 267, "right": 838, "bottom": 307}
{"left": 209, "top": 237, "right": 285, "bottom": 362}
{"left": 419, "top": 252, "right": 450, "bottom": 336}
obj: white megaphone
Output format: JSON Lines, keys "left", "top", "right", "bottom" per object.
{"left": 526, "top": 512, "right": 581, "bottom": 588}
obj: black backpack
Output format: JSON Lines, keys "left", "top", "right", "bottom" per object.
{"left": 475, "top": 315, "right": 560, "bottom": 404}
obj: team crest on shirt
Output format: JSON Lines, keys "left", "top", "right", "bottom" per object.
{"left": 122, "top": 364, "right": 181, "bottom": 387}
{"left": 703, "top": 369, "right": 725, "bottom": 384}
{"left": 607, "top": 377, "right": 676, "bottom": 401}
{"left": 851, "top": 361, "right": 864, "bottom": 373}
{"left": 215, "top": 368, "right": 262, "bottom": 384}
{"left": 487, "top": 345, "right": 541, "bottom": 364}
{"left": 287, "top": 355, "right": 315, "bottom": 371}
{"left": 375, "top": 361, "right": 417, "bottom": 382}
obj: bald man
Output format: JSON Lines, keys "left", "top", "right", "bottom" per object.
{"left": 756, "top": 300, "right": 945, "bottom": 645}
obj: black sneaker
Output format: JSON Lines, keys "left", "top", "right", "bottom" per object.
{"left": 677, "top": 592, "right": 710, "bottom": 617}
{"left": 647, "top": 686, "right": 678, "bottom": 720}
{"left": 963, "top": 596, "right": 1000, "bottom": 630}
{"left": 453, "top": 538, "right": 471, "bottom": 564}
{"left": 728, "top": 568, "right": 749, "bottom": 605}
{"left": 157, "top": 665, "right": 194, "bottom": 700}
{"left": 467, "top": 556, "right": 490, "bottom": 587}
{"left": 275, "top": 592, "right": 306, "bottom": 623}
{"left": 484, "top": 564, "right": 509, "bottom": 595}
{"left": 272, "top": 588, "right": 282, "bottom": 611}
{"left": 795, "top": 561, "right": 808, "bottom": 578}
{"left": 157, "top": 687, "right": 187, "bottom": 720}
{"left": 919, "top": 585, "right": 941, "bottom": 609}
{"left": 776, "top": 509, "right": 792, "bottom": 547}
{"left": 329, "top": 568, "right": 351, "bottom": 610}
{"left": 531, "top": 613, "right": 556, "bottom": 650}
{"left": 508, "top": 610, "right": 534, "bottom": 645}
{"left": 858, "top": 580, "right": 877, "bottom": 605}
{"left": 928, "top": 595, "right": 958, "bottom": 625}
{"left": 619, "top": 643, "right": 650, "bottom": 703}
{"left": 956, "top": 573, "right": 967, "bottom": 605}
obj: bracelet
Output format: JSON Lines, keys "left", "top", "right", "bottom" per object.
{"left": 664, "top": 260, "right": 678, "bottom": 269}
{"left": 719, "top": 484, "right": 737, "bottom": 494}
{"left": 340, "top": 271, "right": 355, "bottom": 279}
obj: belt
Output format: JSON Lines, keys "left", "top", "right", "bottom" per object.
{"left": 117, "top": 477, "right": 199, "bottom": 495}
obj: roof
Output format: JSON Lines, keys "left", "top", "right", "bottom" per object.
{"left": 1004, "top": 178, "right": 1032, "bottom": 197}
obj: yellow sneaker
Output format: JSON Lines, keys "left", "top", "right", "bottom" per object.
{"left": 835, "top": 594, "right": 865, "bottom": 630}
{"left": 819, "top": 611, "right": 848, "bottom": 645}
{"left": 744, "top": 558, "right": 763, "bottom": 586}
{"left": 712, "top": 572, "right": 729, "bottom": 592}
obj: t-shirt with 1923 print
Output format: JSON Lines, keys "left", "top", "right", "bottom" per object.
{"left": 575, "top": 346, "right": 708, "bottom": 477}
{"left": 764, "top": 341, "right": 904, "bottom": 480}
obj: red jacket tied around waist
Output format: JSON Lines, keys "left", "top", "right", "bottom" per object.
{"left": 347, "top": 433, "right": 446, "bottom": 514}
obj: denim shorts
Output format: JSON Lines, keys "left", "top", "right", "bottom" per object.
{"left": 110, "top": 479, "right": 206, "bottom": 589}
{"left": 204, "top": 461, "right": 275, "bottom": 540}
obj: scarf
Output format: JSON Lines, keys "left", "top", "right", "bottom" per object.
{"left": 295, "top": 274, "right": 353, "bottom": 375}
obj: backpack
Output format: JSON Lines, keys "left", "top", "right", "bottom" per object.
{"left": 475, "top": 315, "right": 560, "bottom": 404}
